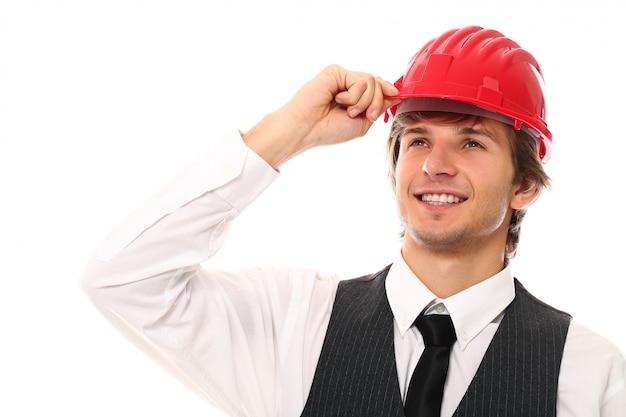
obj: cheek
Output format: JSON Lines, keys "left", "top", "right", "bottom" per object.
{"left": 393, "top": 165, "right": 408, "bottom": 195}
{"left": 394, "top": 157, "right": 419, "bottom": 191}
{"left": 478, "top": 177, "right": 517, "bottom": 212}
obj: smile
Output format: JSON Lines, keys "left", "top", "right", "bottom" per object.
{"left": 420, "top": 193, "right": 467, "bottom": 205}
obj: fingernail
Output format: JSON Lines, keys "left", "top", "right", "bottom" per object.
{"left": 349, "top": 108, "right": 360, "bottom": 118}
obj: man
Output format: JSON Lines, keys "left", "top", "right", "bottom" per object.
{"left": 80, "top": 26, "right": 625, "bottom": 417}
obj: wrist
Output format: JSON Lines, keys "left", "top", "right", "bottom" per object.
{"left": 242, "top": 110, "right": 313, "bottom": 169}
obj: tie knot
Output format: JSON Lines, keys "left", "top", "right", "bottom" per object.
{"left": 415, "top": 314, "right": 456, "bottom": 348}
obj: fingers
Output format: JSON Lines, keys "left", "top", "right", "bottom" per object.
{"left": 333, "top": 68, "right": 400, "bottom": 122}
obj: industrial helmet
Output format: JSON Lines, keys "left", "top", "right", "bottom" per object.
{"left": 388, "top": 26, "right": 552, "bottom": 162}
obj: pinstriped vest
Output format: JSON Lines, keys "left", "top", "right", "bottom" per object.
{"left": 300, "top": 265, "right": 571, "bottom": 417}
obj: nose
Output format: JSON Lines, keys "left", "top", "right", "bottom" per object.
{"left": 422, "top": 142, "right": 457, "bottom": 177}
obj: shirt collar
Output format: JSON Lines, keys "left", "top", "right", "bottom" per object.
{"left": 385, "top": 253, "right": 515, "bottom": 351}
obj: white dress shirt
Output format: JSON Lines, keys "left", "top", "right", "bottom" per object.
{"left": 80, "top": 131, "right": 626, "bottom": 417}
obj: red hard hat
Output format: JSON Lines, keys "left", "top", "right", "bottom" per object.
{"left": 388, "top": 26, "right": 552, "bottom": 163}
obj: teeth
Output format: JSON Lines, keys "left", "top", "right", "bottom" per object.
{"left": 421, "top": 193, "right": 465, "bottom": 205}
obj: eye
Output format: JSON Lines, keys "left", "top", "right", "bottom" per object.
{"left": 407, "top": 138, "right": 428, "bottom": 148}
{"left": 464, "top": 140, "right": 485, "bottom": 149}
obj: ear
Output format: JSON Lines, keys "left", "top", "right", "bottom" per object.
{"left": 510, "top": 179, "right": 540, "bottom": 210}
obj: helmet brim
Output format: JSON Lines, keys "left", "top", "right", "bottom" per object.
{"left": 394, "top": 97, "right": 549, "bottom": 162}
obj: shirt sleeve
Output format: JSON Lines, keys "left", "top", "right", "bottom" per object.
{"left": 79, "top": 131, "right": 338, "bottom": 417}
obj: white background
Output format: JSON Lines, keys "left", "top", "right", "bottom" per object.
{"left": 1, "top": 0, "right": 624, "bottom": 415}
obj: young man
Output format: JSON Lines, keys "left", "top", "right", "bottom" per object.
{"left": 80, "top": 26, "right": 625, "bottom": 417}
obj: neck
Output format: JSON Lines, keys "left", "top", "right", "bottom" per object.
{"left": 401, "top": 236, "right": 507, "bottom": 299}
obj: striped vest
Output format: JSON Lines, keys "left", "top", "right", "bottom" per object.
{"left": 300, "top": 265, "right": 571, "bottom": 417}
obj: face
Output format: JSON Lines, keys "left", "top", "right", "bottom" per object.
{"left": 394, "top": 116, "right": 532, "bottom": 255}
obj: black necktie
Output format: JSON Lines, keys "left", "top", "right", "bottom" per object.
{"left": 404, "top": 314, "right": 457, "bottom": 417}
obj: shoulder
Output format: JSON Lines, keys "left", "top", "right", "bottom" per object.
{"left": 564, "top": 321, "right": 624, "bottom": 362}
{"left": 514, "top": 279, "right": 572, "bottom": 321}
{"left": 339, "top": 264, "right": 392, "bottom": 285}
{"left": 559, "top": 321, "right": 626, "bottom": 408}
{"left": 336, "top": 264, "right": 392, "bottom": 295}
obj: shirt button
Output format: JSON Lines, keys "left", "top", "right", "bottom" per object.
{"left": 460, "top": 331, "right": 469, "bottom": 341}
{"left": 435, "top": 304, "right": 445, "bottom": 313}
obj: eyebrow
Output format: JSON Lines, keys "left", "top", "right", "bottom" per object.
{"left": 455, "top": 126, "right": 499, "bottom": 143}
{"left": 402, "top": 125, "right": 500, "bottom": 143}
{"left": 401, "top": 126, "right": 428, "bottom": 137}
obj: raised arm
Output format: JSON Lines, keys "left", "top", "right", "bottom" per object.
{"left": 243, "top": 64, "right": 400, "bottom": 168}
{"left": 79, "top": 66, "right": 399, "bottom": 417}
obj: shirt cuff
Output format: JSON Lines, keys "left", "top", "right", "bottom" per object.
{"left": 213, "top": 131, "right": 280, "bottom": 212}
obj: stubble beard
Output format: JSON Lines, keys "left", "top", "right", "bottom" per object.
{"left": 399, "top": 207, "right": 509, "bottom": 255}
{"left": 403, "top": 219, "right": 473, "bottom": 253}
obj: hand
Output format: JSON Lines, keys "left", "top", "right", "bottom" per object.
{"left": 243, "top": 65, "right": 401, "bottom": 168}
